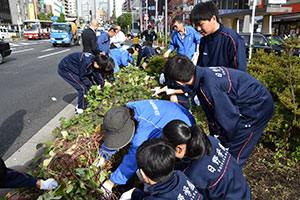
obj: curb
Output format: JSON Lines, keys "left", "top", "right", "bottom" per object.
{"left": 4, "top": 103, "right": 75, "bottom": 168}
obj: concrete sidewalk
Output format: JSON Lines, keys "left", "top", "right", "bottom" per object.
{"left": 4, "top": 103, "right": 75, "bottom": 168}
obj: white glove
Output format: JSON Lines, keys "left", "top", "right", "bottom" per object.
{"left": 93, "top": 156, "right": 106, "bottom": 168}
{"left": 104, "top": 82, "right": 112, "bottom": 87}
{"left": 119, "top": 188, "right": 135, "bottom": 200}
{"left": 100, "top": 180, "right": 114, "bottom": 198}
{"left": 191, "top": 52, "right": 199, "bottom": 65}
{"left": 159, "top": 73, "right": 165, "bottom": 85}
{"left": 151, "top": 87, "right": 161, "bottom": 97}
{"left": 40, "top": 178, "right": 58, "bottom": 190}
{"left": 166, "top": 89, "right": 175, "bottom": 95}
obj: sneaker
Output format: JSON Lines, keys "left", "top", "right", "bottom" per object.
{"left": 75, "top": 105, "right": 84, "bottom": 115}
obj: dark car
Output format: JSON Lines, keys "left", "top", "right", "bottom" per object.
{"left": 0, "top": 39, "right": 12, "bottom": 64}
{"left": 239, "top": 33, "right": 300, "bottom": 57}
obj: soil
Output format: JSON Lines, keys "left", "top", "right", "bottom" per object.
{"left": 243, "top": 146, "right": 300, "bottom": 200}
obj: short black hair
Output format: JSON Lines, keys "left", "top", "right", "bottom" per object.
{"left": 94, "top": 54, "right": 108, "bottom": 68}
{"left": 0, "top": 157, "right": 7, "bottom": 187}
{"left": 147, "top": 25, "right": 152, "bottom": 29}
{"left": 162, "top": 120, "right": 212, "bottom": 160}
{"left": 164, "top": 54, "right": 195, "bottom": 82}
{"left": 108, "top": 27, "right": 117, "bottom": 32}
{"left": 136, "top": 138, "right": 175, "bottom": 183}
{"left": 127, "top": 47, "right": 134, "bottom": 54}
{"left": 126, "top": 34, "right": 132, "bottom": 38}
{"left": 190, "top": 1, "right": 220, "bottom": 25}
{"left": 172, "top": 16, "right": 183, "bottom": 24}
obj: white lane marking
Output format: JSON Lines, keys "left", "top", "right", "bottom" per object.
{"left": 9, "top": 43, "right": 20, "bottom": 47}
{"left": 11, "top": 48, "right": 16, "bottom": 50}
{"left": 37, "top": 49, "right": 70, "bottom": 59}
{"left": 41, "top": 48, "right": 57, "bottom": 52}
{"left": 19, "top": 42, "right": 32, "bottom": 45}
{"left": 12, "top": 48, "right": 34, "bottom": 54}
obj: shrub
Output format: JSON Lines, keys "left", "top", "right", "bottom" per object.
{"left": 248, "top": 47, "right": 300, "bottom": 160}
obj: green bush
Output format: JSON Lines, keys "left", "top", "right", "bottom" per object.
{"left": 248, "top": 48, "right": 300, "bottom": 160}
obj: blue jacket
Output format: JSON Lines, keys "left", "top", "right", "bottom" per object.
{"left": 169, "top": 25, "right": 202, "bottom": 59}
{"left": 103, "top": 100, "right": 196, "bottom": 185}
{"left": 187, "top": 66, "right": 274, "bottom": 141}
{"left": 132, "top": 170, "right": 203, "bottom": 200}
{"left": 178, "top": 136, "right": 251, "bottom": 200}
{"left": 97, "top": 32, "right": 111, "bottom": 55}
{"left": 110, "top": 47, "right": 134, "bottom": 67}
{"left": 58, "top": 52, "right": 104, "bottom": 87}
{"left": 136, "top": 46, "right": 157, "bottom": 66}
{"left": 198, "top": 24, "right": 247, "bottom": 72}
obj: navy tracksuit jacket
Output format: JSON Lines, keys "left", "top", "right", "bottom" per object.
{"left": 177, "top": 136, "right": 251, "bottom": 200}
{"left": 180, "top": 66, "right": 274, "bottom": 167}
{"left": 1, "top": 169, "right": 37, "bottom": 188}
{"left": 58, "top": 52, "right": 104, "bottom": 109}
{"left": 132, "top": 170, "right": 203, "bottom": 200}
{"left": 198, "top": 24, "right": 247, "bottom": 72}
{"left": 136, "top": 46, "right": 157, "bottom": 67}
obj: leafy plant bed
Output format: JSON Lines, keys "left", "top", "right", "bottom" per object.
{"left": 3, "top": 61, "right": 300, "bottom": 199}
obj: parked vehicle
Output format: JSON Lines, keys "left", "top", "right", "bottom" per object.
{"left": 50, "top": 22, "right": 81, "bottom": 47}
{"left": 23, "top": 19, "right": 52, "bottom": 39}
{"left": 0, "top": 27, "right": 12, "bottom": 39}
{"left": 0, "top": 39, "right": 12, "bottom": 64}
{"left": 240, "top": 33, "right": 300, "bottom": 57}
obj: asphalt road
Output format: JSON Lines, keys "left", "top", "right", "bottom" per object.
{"left": 0, "top": 39, "right": 82, "bottom": 160}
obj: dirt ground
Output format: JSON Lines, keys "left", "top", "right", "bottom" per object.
{"left": 243, "top": 146, "right": 300, "bottom": 200}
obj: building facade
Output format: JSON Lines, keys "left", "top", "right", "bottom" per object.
{"left": 63, "top": 0, "right": 77, "bottom": 18}
{"left": 0, "top": 0, "right": 12, "bottom": 25}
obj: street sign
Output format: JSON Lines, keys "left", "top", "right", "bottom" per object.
{"left": 268, "top": 0, "right": 286, "bottom": 4}
{"left": 51, "top": 16, "right": 58, "bottom": 21}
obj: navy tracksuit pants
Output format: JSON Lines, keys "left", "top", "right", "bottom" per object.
{"left": 2, "top": 168, "right": 37, "bottom": 188}
{"left": 221, "top": 122, "right": 270, "bottom": 168}
{"left": 58, "top": 68, "right": 90, "bottom": 109}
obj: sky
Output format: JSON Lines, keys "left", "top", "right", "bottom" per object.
{"left": 77, "top": 0, "right": 125, "bottom": 18}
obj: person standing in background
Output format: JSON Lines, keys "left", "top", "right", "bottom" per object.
{"left": 82, "top": 19, "right": 100, "bottom": 55}
{"left": 141, "top": 25, "right": 157, "bottom": 47}
{"left": 97, "top": 27, "right": 117, "bottom": 56}
{"left": 110, "top": 25, "right": 126, "bottom": 48}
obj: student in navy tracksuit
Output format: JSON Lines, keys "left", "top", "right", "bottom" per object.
{"left": 164, "top": 55, "right": 275, "bottom": 168}
{"left": 0, "top": 157, "right": 58, "bottom": 190}
{"left": 94, "top": 100, "right": 196, "bottom": 198}
{"left": 134, "top": 44, "right": 161, "bottom": 70}
{"left": 162, "top": 120, "right": 251, "bottom": 200}
{"left": 97, "top": 27, "right": 117, "bottom": 56}
{"left": 191, "top": 2, "right": 247, "bottom": 72}
{"left": 119, "top": 138, "right": 203, "bottom": 200}
{"left": 58, "top": 52, "right": 113, "bottom": 113}
{"left": 110, "top": 47, "right": 135, "bottom": 73}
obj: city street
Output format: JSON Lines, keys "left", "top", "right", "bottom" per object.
{"left": 0, "top": 39, "right": 82, "bottom": 160}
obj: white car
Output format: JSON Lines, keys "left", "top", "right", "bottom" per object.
{"left": 0, "top": 27, "right": 12, "bottom": 39}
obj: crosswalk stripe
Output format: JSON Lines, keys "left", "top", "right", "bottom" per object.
{"left": 12, "top": 48, "right": 34, "bottom": 54}
{"left": 41, "top": 48, "right": 57, "bottom": 52}
{"left": 37, "top": 49, "right": 70, "bottom": 59}
{"left": 9, "top": 43, "right": 20, "bottom": 47}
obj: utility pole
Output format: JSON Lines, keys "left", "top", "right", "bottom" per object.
{"left": 249, "top": 0, "right": 257, "bottom": 60}
{"left": 145, "top": 0, "right": 148, "bottom": 26}
{"left": 155, "top": 0, "right": 158, "bottom": 33}
{"left": 94, "top": 0, "right": 96, "bottom": 19}
{"left": 164, "top": 0, "right": 168, "bottom": 46}
{"left": 140, "top": 0, "right": 143, "bottom": 32}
